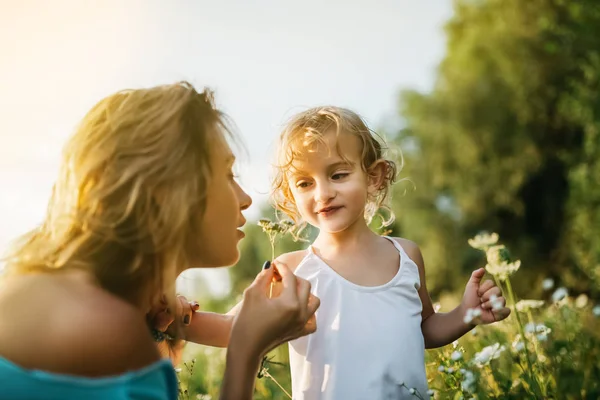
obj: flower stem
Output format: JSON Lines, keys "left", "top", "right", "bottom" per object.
{"left": 505, "top": 278, "right": 544, "bottom": 398}
{"left": 262, "top": 369, "right": 292, "bottom": 399}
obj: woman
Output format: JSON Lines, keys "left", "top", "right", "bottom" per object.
{"left": 0, "top": 82, "right": 319, "bottom": 400}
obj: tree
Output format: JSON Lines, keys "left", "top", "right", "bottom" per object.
{"left": 391, "top": 0, "right": 600, "bottom": 296}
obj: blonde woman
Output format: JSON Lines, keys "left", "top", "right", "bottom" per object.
{"left": 0, "top": 82, "right": 319, "bottom": 400}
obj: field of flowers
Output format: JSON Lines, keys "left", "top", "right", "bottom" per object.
{"left": 176, "top": 231, "right": 600, "bottom": 400}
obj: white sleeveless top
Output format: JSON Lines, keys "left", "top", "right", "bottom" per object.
{"left": 288, "top": 237, "right": 428, "bottom": 400}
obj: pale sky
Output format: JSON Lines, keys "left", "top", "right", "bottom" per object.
{"left": 0, "top": 0, "right": 452, "bottom": 296}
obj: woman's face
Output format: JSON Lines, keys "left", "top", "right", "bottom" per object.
{"left": 193, "top": 136, "right": 252, "bottom": 268}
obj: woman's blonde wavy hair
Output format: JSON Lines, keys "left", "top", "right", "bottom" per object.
{"left": 271, "top": 106, "right": 399, "bottom": 235}
{"left": 3, "top": 81, "right": 230, "bottom": 310}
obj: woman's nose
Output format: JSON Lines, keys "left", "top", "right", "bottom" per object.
{"left": 237, "top": 183, "right": 252, "bottom": 210}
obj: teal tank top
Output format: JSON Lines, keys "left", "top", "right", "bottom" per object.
{"left": 0, "top": 356, "right": 178, "bottom": 399}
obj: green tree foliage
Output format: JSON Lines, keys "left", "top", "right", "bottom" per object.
{"left": 390, "top": 0, "right": 600, "bottom": 297}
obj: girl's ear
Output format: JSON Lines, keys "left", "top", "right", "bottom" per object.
{"left": 367, "top": 159, "right": 388, "bottom": 194}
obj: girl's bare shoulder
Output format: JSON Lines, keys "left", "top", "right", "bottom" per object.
{"left": 275, "top": 249, "right": 310, "bottom": 273}
{"left": 0, "top": 271, "right": 159, "bottom": 377}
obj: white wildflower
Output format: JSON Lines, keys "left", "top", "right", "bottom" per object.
{"left": 447, "top": 367, "right": 454, "bottom": 373}
{"left": 468, "top": 232, "right": 499, "bottom": 249}
{"left": 542, "top": 278, "right": 554, "bottom": 290}
{"left": 438, "top": 365, "right": 445, "bottom": 372}
{"left": 524, "top": 322, "right": 535, "bottom": 334}
{"left": 535, "top": 323, "right": 551, "bottom": 334}
{"left": 451, "top": 350, "right": 463, "bottom": 361}
{"left": 471, "top": 327, "right": 478, "bottom": 336}
{"left": 485, "top": 260, "right": 521, "bottom": 281}
{"left": 514, "top": 341, "right": 525, "bottom": 352}
{"left": 452, "top": 340, "right": 459, "bottom": 349}
{"left": 593, "top": 305, "right": 600, "bottom": 317}
{"left": 490, "top": 294, "right": 504, "bottom": 310}
{"left": 461, "top": 369, "right": 476, "bottom": 393}
{"left": 427, "top": 389, "right": 436, "bottom": 397}
{"left": 409, "top": 388, "right": 416, "bottom": 395}
{"left": 552, "top": 287, "right": 568, "bottom": 303}
{"left": 515, "top": 299, "right": 545, "bottom": 312}
{"left": 537, "top": 334, "right": 548, "bottom": 342}
{"left": 473, "top": 343, "right": 505, "bottom": 366}
{"left": 575, "top": 294, "right": 588, "bottom": 308}
{"left": 433, "top": 303, "right": 442, "bottom": 312}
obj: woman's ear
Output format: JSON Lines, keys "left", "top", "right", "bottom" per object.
{"left": 367, "top": 160, "right": 388, "bottom": 194}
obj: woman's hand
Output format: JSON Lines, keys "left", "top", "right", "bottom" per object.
{"left": 220, "top": 261, "right": 319, "bottom": 400}
{"left": 147, "top": 295, "right": 199, "bottom": 365}
{"left": 234, "top": 261, "right": 319, "bottom": 357}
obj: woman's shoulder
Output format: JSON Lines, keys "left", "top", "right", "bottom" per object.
{"left": 0, "top": 271, "right": 160, "bottom": 378}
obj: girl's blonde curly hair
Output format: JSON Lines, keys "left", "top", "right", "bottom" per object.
{"left": 3, "top": 81, "right": 231, "bottom": 311}
{"left": 271, "top": 106, "right": 400, "bottom": 234}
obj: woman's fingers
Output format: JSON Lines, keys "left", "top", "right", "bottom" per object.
{"left": 296, "top": 278, "right": 312, "bottom": 313}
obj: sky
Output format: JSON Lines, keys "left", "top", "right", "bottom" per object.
{"left": 0, "top": 0, "right": 453, "bottom": 296}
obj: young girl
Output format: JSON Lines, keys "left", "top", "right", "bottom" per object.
{"left": 269, "top": 106, "right": 511, "bottom": 399}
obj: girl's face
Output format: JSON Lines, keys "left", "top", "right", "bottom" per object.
{"left": 193, "top": 136, "right": 252, "bottom": 268}
{"left": 287, "top": 131, "right": 376, "bottom": 233}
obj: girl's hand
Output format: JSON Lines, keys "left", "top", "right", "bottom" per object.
{"left": 229, "top": 261, "right": 320, "bottom": 360}
{"left": 461, "top": 268, "right": 511, "bottom": 325}
{"left": 147, "top": 295, "right": 200, "bottom": 364}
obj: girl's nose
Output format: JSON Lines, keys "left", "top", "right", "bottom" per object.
{"left": 315, "top": 181, "right": 336, "bottom": 204}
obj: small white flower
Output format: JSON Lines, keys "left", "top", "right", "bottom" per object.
{"left": 535, "top": 324, "right": 551, "bottom": 335}
{"left": 514, "top": 341, "right": 525, "bottom": 352}
{"left": 593, "top": 305, "right": 600, "bottom": 317}
{"left": 542, "top": 278, "right": 554, "bottom": 290}
{"left": 537, "top": 334, "right": 548, "bottom": 342}
{"left": 452, "top": 340, "right": 459, "bottom": 349}
{"left": 427, "top": 389, "right": 436, "bottom": 397}
{"left": 438, "top": 365, "right": 445, "bottom": 372}
{"left": 409, "top": 388, "right": 416, "bottom": 395}
{"left": 433, "top": 303, "right": 442, "bottom": 312}
{"left": 447, "top": 367, "right": 454, "bottom": 373}
{"left": 473, "top": 343, "right": 505, "bottom": 366}
{"left": 524, "top": 322, "right": 535, "bottom": 334}
{"left": 468, "top": 232, "right": 499, "bottom": 249}
{"left": 463, "top": 309, "right": 474, "bottom": 324}
{"left": 471, "top": 327, "right": 478, "bottom": 336}
{"left": 516, "top": 299, "right": 545, "bottom": 312}
{"left": 472, "top": 308, "right": 482, "bottom": 317}
{"left": 451, "top": 350, "right": 463, "bottom": 361}
{"left": 575, "top": 294, "right": 588, "bottom": 308}
{"left": 175, "top": 368, "right": 182, "bottom": 373}
{"left": 552, "top": 287, "right": 568, "bottom": 302}
{"left": 490, "top": 294, "right": 504, "bottom": 311}
{"left": 461, "top": 369, "right": 476, "bottom": 393}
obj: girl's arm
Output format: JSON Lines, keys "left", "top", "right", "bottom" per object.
{"left": 184, "top": 310, "right": 234, "bottom": 348}
{"left": 397, "top": 239, "right": 509, "bottom": 349}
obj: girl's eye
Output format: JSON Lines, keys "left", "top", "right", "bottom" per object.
{"left": 296, "top": 181, "right": 311, "bottom": 188}
{"left": 332, "top": 172, "right": 349, "bottom": 180}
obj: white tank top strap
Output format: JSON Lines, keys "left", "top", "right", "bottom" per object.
{"left": 383, "top": 236, "right": 407, "bottom": 256}
{"left": 383, "top": 236, "right": 421, "bottom": 289}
